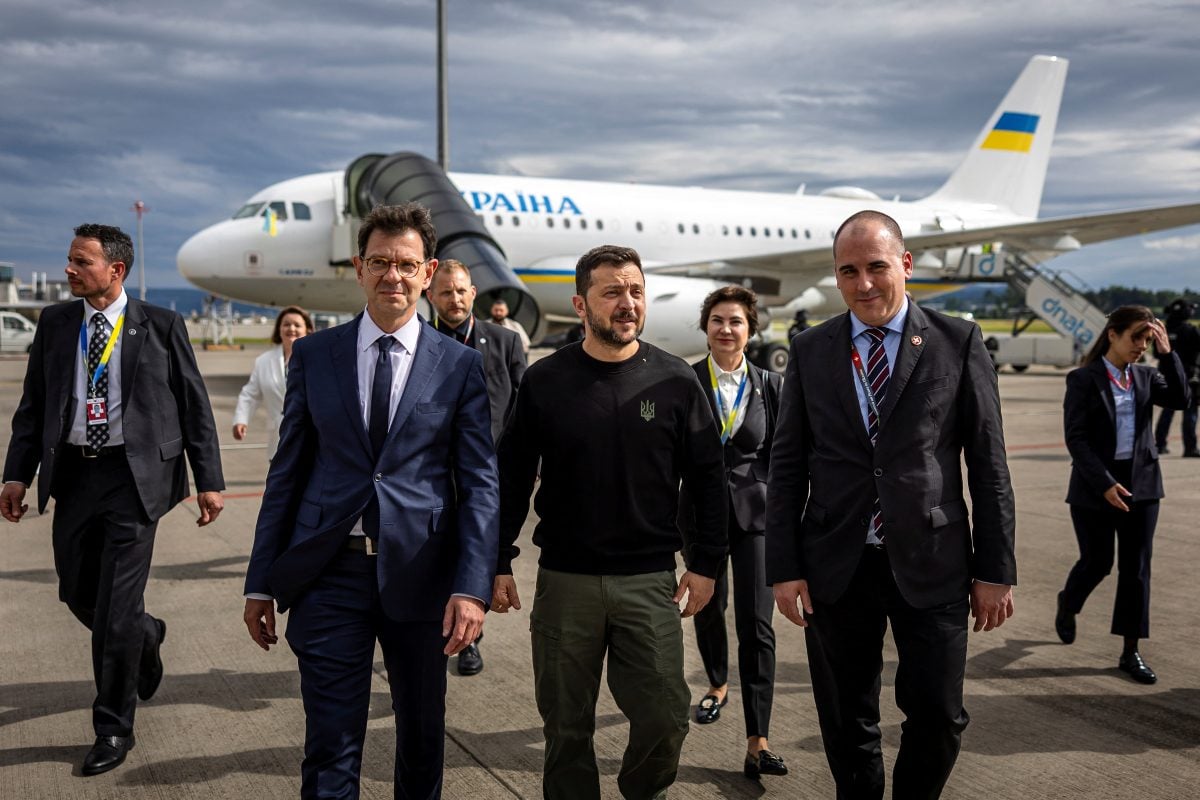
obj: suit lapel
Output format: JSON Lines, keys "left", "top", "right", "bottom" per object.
{"left": 693, "top": 359, "right": 719, "bottom": 420}
{"left": 1090, "top": 360, "right": 1116, "bottom": 423}
{"left": 385, "top": 321, "right": 445, "bottom": 446}
{"left": 829, "top": 313, "right": 874, "bottom": 451}
{"left": 55, "top": 302, "right": 85, "bottom": 423}
{"left": 120, "top": 299, "right": 148, "bottom": 402}
{"left": 878, "top": 303, "right": 928, "bottom": 428}
{"left": 1132, "top": 364, "right": 1151, "bottom": 428}
{"left": 333, "top": 314, "right": 372, "bottom": 455}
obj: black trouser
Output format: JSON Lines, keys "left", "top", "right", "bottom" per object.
{"left": 1063, "top": 499, "right": 1158, "bottom": 639}
{"left": 1154, "top": 401, "right": 1198, "bottom": 453}
{"left": 692, "top": 524, "right": 776, "bottom": 738}
{"left": 51, "top": 448, "right": 160, "bottom": 738}
{"left": 805, "top": 546, "right": 969, "bottom": 800}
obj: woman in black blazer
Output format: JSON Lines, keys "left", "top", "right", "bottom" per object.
{"left": 1056, "top": 305, "right": 1190, "bottom": 684}
{"left": 680, "top": 286, "right": 785, "bottom": 779}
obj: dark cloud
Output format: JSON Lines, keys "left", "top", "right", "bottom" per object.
{"left": 1, "top": 0, "right": 1197, "bottom": 289}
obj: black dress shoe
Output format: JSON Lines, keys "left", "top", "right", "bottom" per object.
{"left": 1054, "top": 592, "right": 1076, "bottom": 645}
{"left": 82, "top": 734, "right": 134, "bottom": 776}
{"left": 694, "top": 693, "right": 727, "bottom": 724}
{"left": 456, "top": 638, "right": 483, "bottom": 676}
{"left": 1118, "top": 651, "right": 1157, "bottom": 684}
{"left": 1157, "top": 443, "right": 1170, "bottom": 454}
{"left": 1183, "top": 450, "right": 1200, "bottom": 458}
{"left": 744, "top": 749, "right": 788, "bottom": 779}
{"left": 138, "top": 617, "right": 166, "bottom": 701}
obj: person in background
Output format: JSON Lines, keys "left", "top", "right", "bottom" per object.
{"left": 1152, "top": 298, "right": 1199, "bottom": 457}
{"left": 427, "top": 260, "right": 526, "bottom": 675}
{"left": 232, "top": 305, "right": 314, "bottom": 461}
{"left": 681, "top": 285, "right": 787, "bottom": 780}
{"left": 489, "top": 297, "right": 531, "bottom": 353}
{"left": 1055, "top": 305, "right": 1190, "bottom": 684}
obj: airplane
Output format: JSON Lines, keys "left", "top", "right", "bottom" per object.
{"left": 177, "top": 55, "right": 1200, "bottom": 359}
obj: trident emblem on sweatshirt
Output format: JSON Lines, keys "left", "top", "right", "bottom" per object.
{"left": 640, "top": 400, "right": 656, "bottom": 422}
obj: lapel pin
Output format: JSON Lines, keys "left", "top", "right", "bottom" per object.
{"left": 479, "top": 337, "right": 487, "bottom": 344}
{"left": 910, "top": 335, "right": 922, "bottom": 346}
{"left": 128, "top": 329, "right": 137, "bottom": 336}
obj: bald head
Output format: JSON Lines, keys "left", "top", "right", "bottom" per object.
{"left": 833, "top": 210, "right": 913, "bottom": 328}
{"left": 833, "top": 210, "right": 905, "bottom": 258}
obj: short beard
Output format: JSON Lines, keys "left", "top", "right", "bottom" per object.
{"left": 585, "top": 304, "right": 643, "bottom": 348}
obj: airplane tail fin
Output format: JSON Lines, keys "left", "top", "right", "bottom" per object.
{"left": 925, "top": 55, "right": 1068, "bottom": 218}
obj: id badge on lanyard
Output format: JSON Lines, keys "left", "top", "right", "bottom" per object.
{"left": 80, "top": 311, "right": 124, "bottom": 425}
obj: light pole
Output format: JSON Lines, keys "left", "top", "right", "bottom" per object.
{"left": 131, "top": 200, "right": 148, "bottom": 301}
{"left": 437, "top": 0, "right": 449, "bottom": 170}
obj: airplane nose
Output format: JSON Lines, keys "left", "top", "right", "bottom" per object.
{"left": 176, "top": 226, "right": 217, "bottom": 281}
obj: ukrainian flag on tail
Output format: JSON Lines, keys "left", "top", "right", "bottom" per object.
{"left": 981, "top": 111, "right": 1039, "bottom": 152}
{"left": 263, "top": 208, "right": 278, "bottom": 237}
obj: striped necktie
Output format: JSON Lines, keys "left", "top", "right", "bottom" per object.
{"left": 864, "top": 327, "right": 890, "bottom": 539}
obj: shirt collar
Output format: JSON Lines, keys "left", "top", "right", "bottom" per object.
{"left": 849, "top": 295, "right": 909, "bottom": 341}
{"left": 709, "top": 353, "right": 747, "bottom": 381}
{"left": 358, "top": 309, "right": 421, "bottom": 355}
{"left": 84, "top": 288, "right": 128, "bottom": 327}
{"left": 1102, "top": 356, "right": 1131, "bottom": 381}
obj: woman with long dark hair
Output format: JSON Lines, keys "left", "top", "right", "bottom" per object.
{"left": 1055, "top": 305, "right": 1190, "bottom": 683}
{"left": 680, "top": 286, "right": 787, "bottom": 779}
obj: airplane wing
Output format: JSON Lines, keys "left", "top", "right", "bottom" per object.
{"left": 647, "top": 201, "right": 1200, "bottom": 288}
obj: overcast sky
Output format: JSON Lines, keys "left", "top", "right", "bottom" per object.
{"left": 2, "top": 0, "right": 1197, "bottom": 292}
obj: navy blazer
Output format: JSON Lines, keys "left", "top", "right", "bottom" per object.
{"left": 244, "top": 314, "right": 500, "bottom": 620}
{"left": 766, "top": 305, "right": 1017, "bottom": 608}
{"left": 3, "top": 298, "right": 224, "bottom": 520}
{"left": 1064, "top": 353, "right": 1190, "bottom": 510}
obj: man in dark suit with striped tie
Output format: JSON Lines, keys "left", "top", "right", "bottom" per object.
{"left": 765, "top": 210, "right": 1016, "bottom": 799}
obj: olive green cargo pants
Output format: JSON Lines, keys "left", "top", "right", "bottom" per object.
{"left": 530, "top": 567, "right": 691, "bottom": 800}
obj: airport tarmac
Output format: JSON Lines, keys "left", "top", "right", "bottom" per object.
{"left": 1, "top": 345, "right": 1198, "bottom": 799}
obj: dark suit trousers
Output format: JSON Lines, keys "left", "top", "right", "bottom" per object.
{"left": 51, "top": 449, "right": 160, "bottom": 737}
{"left": 692, "top": 523, "right": 776, "bottom": 738}
{"left": 1063, "top": 501, "right": 1158, "bottom": 638}
{"left": 805, "top": 547, "right": 969, "bottom": 800}
{"left": 285, "top": 549, "right": 448, "bottom": 800}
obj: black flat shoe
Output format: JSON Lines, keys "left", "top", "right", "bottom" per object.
{"left": 82, "top": 734, "right": 134, "bottom": 776}
{"left": 694, "top": 693, "right": 727, "bottom": 724}
{"left": 1054, "top": 592, "right": 1076, "bottom": 645}
{"left": 138, "top": 617, "right": 166, "bottom": 701}
{"left": 744, "top": 749, "right": 788, "bottom": 779}
{"left": 1118, "top": 651, "right": 1157, "bottom": 684}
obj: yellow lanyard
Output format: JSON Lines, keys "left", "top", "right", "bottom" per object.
{"left": 707, "top": 356, "right": 749, "bottom": 443}
{"left": 79, "top": 312, "right": 124, "bottom": 396}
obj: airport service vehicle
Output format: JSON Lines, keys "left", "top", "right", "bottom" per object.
{"left": 0, "top": 311, "right": 36, "bottom": 353}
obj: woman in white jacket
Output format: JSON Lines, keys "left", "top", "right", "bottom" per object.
{"left": 232, "top": 306, "right": 313, "bottom": 460}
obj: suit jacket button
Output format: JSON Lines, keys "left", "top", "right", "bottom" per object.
{"left": 873, "top": 467, "right": 883, "bottom": 477}
{"left": 374, "top": 473, "right": 382, "bottom": 482}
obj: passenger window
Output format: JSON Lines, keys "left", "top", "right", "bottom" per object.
{"left": 791, "top": 229, "right": 798, "bottom": 238}
{"left": 512, "top": 216, "right": 520, "bottom": 227}
{"left": 677, "top": 223, "right": 685, "bottom": 234}
{"left": 293, "top": 203, "right": 312, "bottom": 220}
{"left": 764, "top": 227, "right": 771, "bottom": 237}
{"left": 636, "top": 221, "right": 644, "bottom": 232}
{"left": 547, "top": 218, "right": 554, "bottom": 228}
{"left": 596, "top": 220, "right": 604, "bottom": 231}
{"left": 495, "top": 215, "right": 503, "bottom": 226}
{"left": 736, "top": 226, "right": 743, "bottom": 236}
{"left": 692, "top": 224, "right": 700, "bottom": 234}
{"left": 268, "top": 201, "right": 288, "bottom": 221}
{"left": 805, "top": 229, "right": 811, "bottom": 239}
{"left": 563, "top": 218, "right": 571, "bottom": 229}
{"left": 722, "top": 225, "right": 729, "bottom": 236}
{"left": 580, "top": 219, "right": 588, "bottom": 230}
{"left": 4, "top": 317, "right": 21, "bottom": 330}
{"left": 750, "top": 227, "right": 757, "bottom": 237}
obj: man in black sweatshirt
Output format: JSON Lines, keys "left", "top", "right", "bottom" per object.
{"left": 493, "top": 245, "right": 727, "bottom": 799}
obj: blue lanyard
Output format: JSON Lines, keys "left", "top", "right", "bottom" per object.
{"left": 708, "top": 357, "right": 749, "bottom": 444}
{"left": 79, "top": 312, "right": 124, "bottom": 396}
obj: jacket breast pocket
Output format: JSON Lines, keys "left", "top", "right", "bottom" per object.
{"left": 415, "top": 401, "right": 453, "bottom": 415}
{"left": 914, "top": 376, "right": 951, "bottom": 394}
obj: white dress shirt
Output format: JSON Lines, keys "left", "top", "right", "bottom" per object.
{"left": 68, "top": 288, "right": 129, "bottom": 446}
{"left": 708, "top": 354, "right": 750, "bottom": 440}
{"left": 347, "top": 311, "right": 421, "bottom": 537}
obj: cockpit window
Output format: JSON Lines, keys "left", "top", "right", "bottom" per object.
{"left": 268, "top": 201, "right": 288, "bottom": 221}
{"left": 293, "top": 202, "right": 312, "bottom": 221}
{"left": 233, "top": 202, "right": 265, "bottom": 219}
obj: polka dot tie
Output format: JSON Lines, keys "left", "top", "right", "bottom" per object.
{"left": 86, "top": 312, "right": 110, "bottom": 452}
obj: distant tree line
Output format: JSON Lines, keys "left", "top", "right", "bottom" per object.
{"left": 943, "top": 285, "right": 1199, "bottom": 318}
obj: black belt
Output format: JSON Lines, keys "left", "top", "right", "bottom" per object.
{"left": 344, "top": 536, "right": 378, "bottom": 555}
{"left": 68, "top": 444, "right": 126, "bottom": 459}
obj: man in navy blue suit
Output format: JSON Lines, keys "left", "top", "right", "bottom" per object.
{"left": 242, "top": 203, "right": 499, "bottom": 799}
